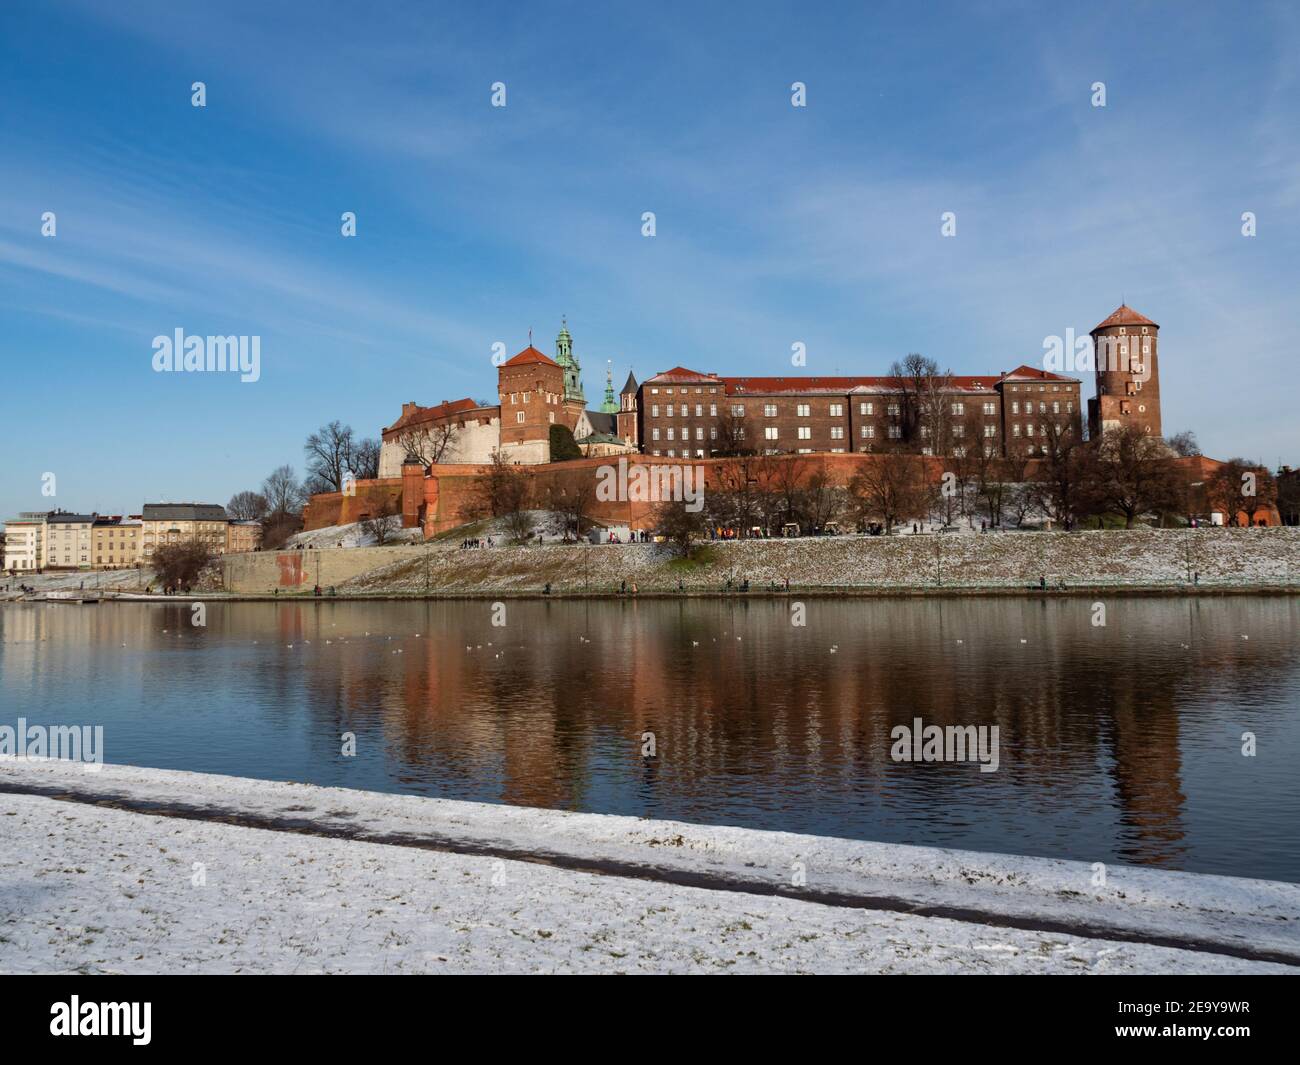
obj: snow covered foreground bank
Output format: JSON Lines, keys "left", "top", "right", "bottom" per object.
{"left": 1, "top": 760, "right": 1296, "bottom": 974}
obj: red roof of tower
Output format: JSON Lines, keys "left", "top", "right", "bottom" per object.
{"left": 1092, "top": 304, "right": 1158, "bottom": 332}
{"left": 503, "top": 346, "right": 559, "bottom": 367}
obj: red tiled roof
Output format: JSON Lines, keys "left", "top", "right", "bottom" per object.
{"left": 385, "top": 397, "right": 484, "bottom": 434}
{"left": 722, "top": 375, "right": 1004, "bottom": 395}
{"left": 645, "top": 367, "right": 723, "bottom": 384}
{"left": 1000, "top": 364, "right": 1078, "bottom": 383}
{"left": 1092, "top": 304, "right": 1157, "bottom": 332}
{"left": 504, "top": 346, "right": 560, "bottom": 367}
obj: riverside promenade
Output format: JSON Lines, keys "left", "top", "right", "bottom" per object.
{"left": 1, "top": 759, "right": 1296, "bottom": 974}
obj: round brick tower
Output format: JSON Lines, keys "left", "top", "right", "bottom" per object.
{"left": 1088, "top": 304, "right": 1161, "bottom": 439}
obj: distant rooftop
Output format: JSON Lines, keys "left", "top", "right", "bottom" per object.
{"left": 141, "top": 503, "right": 228, "bottom": 522}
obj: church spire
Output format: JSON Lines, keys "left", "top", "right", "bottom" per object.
{"left": 555, "top": 316, "right": 585, "bottom": 404}
{"left": 600, "top": 360, "right": 618, "bottom": 413}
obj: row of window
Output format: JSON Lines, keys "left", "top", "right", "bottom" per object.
{"left": 710, "top": 400, "right": 1019, "bottom": 418}
{"left": 1010, "top": 401, "right": 1074, "bottom": 414}
{"left": 505, "top": 391, "right": 561, "bottom": 405}
{"left": 650, "top": 403, "right": 719, "bottom": 418}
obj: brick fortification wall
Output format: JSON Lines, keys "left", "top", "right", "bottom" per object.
{"left": 304, "top": 454, "right": 948, "bottom": 537}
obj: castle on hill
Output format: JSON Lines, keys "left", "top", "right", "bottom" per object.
{"left": 377, "top": 320, "right": 636, "bottom": 477}
{"left": 378, "top": 304, "right": 1163, "bottom": 474}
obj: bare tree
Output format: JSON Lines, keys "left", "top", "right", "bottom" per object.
{"left": 848, "top": 453, "right": 934, "bottom": 534}
{"left": 350, "top": 437, "right": 382, "bottom": 480}
{"left": 361, "top": 500, "right": 402, "bottom": 545}
{"left": 1085, "top": 426, "right": 1183, "bottom": 528}
{"left": 304, "top": 421, "right": 355, "bottom": 492}
{"left": 399, "top": 422, "right": 460, "bottom": 471}
{"left": 708, "top": 456, "right": 766, "bottom": 535}
{"left": 464, "top": 451, "right": 533, "bottom": 541}
{"left": 1214, "top": 458, "right": 1275, "bottom": 527}
{"left": 262, "top": 465, "right": 305, "bottom": 518}
{"left": 544, "top": 469, "right": 596, "bottom": 541}
{"left": 653, "top": 498, "right": 707, "bottom": 558}
{"left": 152, "top": 541, "right": 213, "bottom": 592}
{"left": 1166, "top": 430, "right": 1201, "bottom": 458}
{"left": 799, "top": 462, "right": 845, "bottom": 532}
{"left": 1031, "top": 420, "right": 1090, "bottom": 529}
{"left": 711, "top": 409, "right": 755, "bottom": 457}
{"left": 227, "top": 490, "right": 269, "bottom": 522}
{"left": 973, "top": 446, "right": 1005, "bottom": 526}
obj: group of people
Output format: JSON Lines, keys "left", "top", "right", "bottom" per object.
{"left": 460, "top": 536, "right": 495, "bottom": 549}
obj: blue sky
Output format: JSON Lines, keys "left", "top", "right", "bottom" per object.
{"left": 2, "top": 0, "right": 1297, "bottom": 516}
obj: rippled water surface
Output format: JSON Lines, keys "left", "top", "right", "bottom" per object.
{"left": 3, "top": 596, "right": 1298, "bottom": 881}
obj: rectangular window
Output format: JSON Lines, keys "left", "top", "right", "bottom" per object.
{"left": 861, "top": 425, "right": 875, "bottom": 438}
{"left": 830, "top": 426, "right": 843, "bottom": 439}
{"left": 665, "top": 404, "right": 674, "bottom": 417}
{"left": 731, "top": 405, "right": 745, "bottom": 417}
{"left": 764, "top": 404, "right": 777, "bottom": 417}
{"left": 797, "top": 426, "right": 811, "bottom": 439}
{"left": 983, "top": 402, "right": 996, "bottom": 415}
{"left": 983, "top": 424, "right": 996, "bottom": 438}
{"left": 765, "top": 426, "right": 779, "bottom": 440}
{"left": 887, "top": 403, "right": 900, "bottom": 416}
{"left": 695, "top": 404, "right": 702, "bottom": 417}
{"left": 651, "top": 428, "right": 660, "bottom": 441}
{"left": 515, "top": 411, "right": 525, "bottom": 423}
{"left": 1012, "top": 401, "right": 1020, "bottom": 414}
{"left": 888, "top": 425, "right": 901, "bottom": 439}
{"left": 709, "top": 404, "right": 717, "bottom": 417}
{"left": 951, "top": 402, "right": 965, "bottom": 416}
{"left": 796, "top": 404, "right": 810, "bottom": 417}
{"left": 829, "top": 403, "right": 843, "bottom": 417}
{"left": 651, "top": 405, "right": 659, "bottom": 417}
{"left": 860, "top": 402, "right": 873, "bottom": 415}
{"left": 666, "top": 428, "right": 674, "bottom": 440}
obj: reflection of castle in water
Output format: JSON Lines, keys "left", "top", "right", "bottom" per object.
{"left": 264, "top": 597, "right": 1295, "bottom": 868}
{"left": 4, "top": 597, "right": 1296, "bottom": 872}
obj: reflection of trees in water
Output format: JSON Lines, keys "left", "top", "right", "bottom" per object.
{"left": 16, "top": 596, "right": 1295, "bottom": 870}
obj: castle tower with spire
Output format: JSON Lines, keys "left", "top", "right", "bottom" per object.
{"left": 600, "top": 361, "right": 619, "bottom": 414}
{"left": 555, "top": 317, "right": 585, "bottom": 402}
{"left": 1087, "top": 304, "right": 1162, "bottom": 440}
{"left": 617, "top": 370, "right": 639, "bottom": 447}
{"left": 553, "top": 317, "right": 587, "bottom": 429}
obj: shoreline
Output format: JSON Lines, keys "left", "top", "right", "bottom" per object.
{"left": 6, "top": 583, "right": 1300, "bottom": 604}
{"left": 1, "top": 759, "right": 1296, "bottom": 974}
